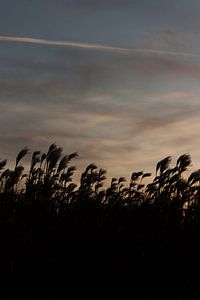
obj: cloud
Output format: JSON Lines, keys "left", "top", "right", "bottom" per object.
{"left": 1, "top": 35, "right": 200, "bottom": 181}
{"left": 0, "top": 87, "right": 199, "bottom": 178}
{"left": 142, "top": 30, "right": 197, "bottom": 51}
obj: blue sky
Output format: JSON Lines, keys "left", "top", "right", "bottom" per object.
{"left": 1, "top": 0, "right": 200, "bottom": 181}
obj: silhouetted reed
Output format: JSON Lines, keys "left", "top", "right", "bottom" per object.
{"left": 0, "top": 144, "right": 200, "bottom": 299}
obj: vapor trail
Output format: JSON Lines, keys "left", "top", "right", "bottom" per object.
{"left": 0, "top": 35, "right": 199, "bottom": 58}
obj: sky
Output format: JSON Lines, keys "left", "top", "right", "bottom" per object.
{"left": 1, "top": 0, "right": 200, "bottom": 183}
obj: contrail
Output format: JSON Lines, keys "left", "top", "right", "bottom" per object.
{"left": 0, "top": 35, "right": 199, "bottom": 58}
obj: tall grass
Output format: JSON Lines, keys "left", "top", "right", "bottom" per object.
{"left": 1, "top": 144, "right": 200, "bottom": 299}
{"left": 0, "top": 144, "right": 198, "bottom": 217}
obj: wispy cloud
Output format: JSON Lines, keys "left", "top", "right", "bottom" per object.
{"left": 0, "top": 35, "right": 200, "bottom": 58}
{"left": 1, "top": 34, "right": 200, "bottom": 180}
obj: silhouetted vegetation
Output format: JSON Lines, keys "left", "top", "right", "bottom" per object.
{"left": 1, "top": 144, "right": 200, "bottom": 299}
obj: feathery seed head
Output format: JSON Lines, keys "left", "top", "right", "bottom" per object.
{"left": 85, "top": 163, "right": 97, "bottom": 173}
{"left": 177, "top": 153, "right": 191, "bottom": 172}
{"left": 142, "top": 173, "right": 152, "bottom": 179}
{"left": 0, "top": 159, "right": 7, "bottom": 170}
{"left": 118, "top": 177, "right": 126, "bottom": 184}
{"left": 16, "top": 146, "right": 29, "bottom": 167}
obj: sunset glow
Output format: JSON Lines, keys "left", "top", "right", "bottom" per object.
{"left": 1, "top": 0, "right": 200, "bottom": 180}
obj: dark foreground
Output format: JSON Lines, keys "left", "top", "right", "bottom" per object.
{"left": 0, "top": 146, "right": 200, "bottom": 299}
{"left": 1, "top": 200, "right": 200, "bottom": 300}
